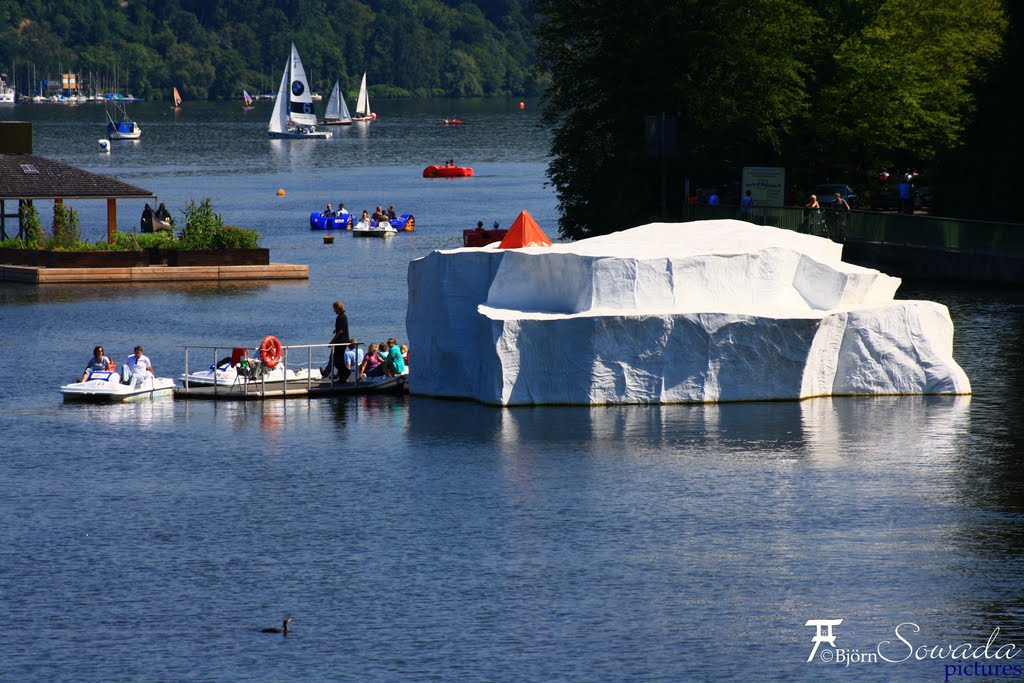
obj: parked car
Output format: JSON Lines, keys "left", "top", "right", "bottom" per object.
{"left": 813, "top": 184, "right": 859, "bottom": 209}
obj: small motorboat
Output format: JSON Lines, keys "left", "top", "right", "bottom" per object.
{"left": 309, "top": 212, "right": 414, "bottom": 231}
{"left": 441, "top": 118, "right": 465, "bottom": 125}
{"left": 61, "top": 370, "right": 175, "bottom": 402}
{"left": 180, "top": 359, "right": 322, "bottom": 387}
{"left": 423, "top": 164, "right": 473, "bottom": 178}
{"left": 352, "top": 220, "right": 398, "bottom": 238}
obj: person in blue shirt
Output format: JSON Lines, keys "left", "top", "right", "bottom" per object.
{"left": 342, "top": 339, "right": 364, "bottom": 383}
{"left": 707, "top": 190, "right": 719, "bottom": 205}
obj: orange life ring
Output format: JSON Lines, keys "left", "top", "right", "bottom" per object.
{"left": 260, "top": 335, "right": 282, "bottom": 368}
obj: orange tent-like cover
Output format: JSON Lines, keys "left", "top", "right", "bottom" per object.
{"left": 498, "top": 210, "right": 552, "bottom": 249}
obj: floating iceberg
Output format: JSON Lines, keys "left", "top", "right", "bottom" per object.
{"left": 407, "top": 220, "right": 970, "bottom": 405}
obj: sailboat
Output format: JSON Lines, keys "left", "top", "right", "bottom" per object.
{"left": 242, "top": 89, "right": 254, "bottom": 110}
{"left": 172, "top": 87, "right": 182, "bottom": 110}
{"left": 352, "top": 72, "right": 375, "bottom": 122}
{"left": 267, "top": 44, "right": 331, "bottom": 139}
{"left": 322, "top": 80, "right": 352, "bottom": 126}
{"left": 105, "top": 100, "right": 141, "bottom": 139}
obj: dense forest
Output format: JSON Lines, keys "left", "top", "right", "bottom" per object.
{"left": 0, "top": 0, "right": 541, "bottom": 99}
{"left": 535, "top": 0, "right": 1019, "bottom": 237}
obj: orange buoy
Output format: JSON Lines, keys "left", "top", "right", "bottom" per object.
{"left": 276, "top": 188, "right": 286, "bottom": 196}
{"left": 260, "top": 335, "right": 283, "bottom": 368}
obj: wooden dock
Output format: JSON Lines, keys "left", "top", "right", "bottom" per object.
{"left": 175, "top": 375, "right": 407, "bottom": 400}
{"left": 0, "top": 263, "right": 309, "bottom": 284}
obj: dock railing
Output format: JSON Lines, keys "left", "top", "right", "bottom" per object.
{"left": 181, "top": 341, "right": 368, "bottom": 396}
{"left": 682, "top": 203, "right": 1024, "bottom": 258}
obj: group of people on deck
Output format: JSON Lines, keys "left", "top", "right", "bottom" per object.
{"left": 81, "top": 344, "right": 156, "bottom": 388}
{"left": 325, "top": 301, "right": 408, "bottom": 383}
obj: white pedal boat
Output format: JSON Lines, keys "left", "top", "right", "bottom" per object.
{"left": 180, "top": 360, "right": 322, "bottom": 387}
{"left": 61, "top": 370, "right": 176, "bottom": 402}
{"left": 352, "top": 220, "right": 397, "bottom": 238}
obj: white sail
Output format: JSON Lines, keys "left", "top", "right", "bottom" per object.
{"left": 339, "top": 89, "right": 351, "bottom": 120}
{"left": 325, "top": 81, "right": 341, "bottom": 120}
{"left": 324, "top": 80, "right": 353, "bottom": 123}
{"left": 268, "top": 54, "right": 290, "bottom": 134}
{"left": 288, "top": 44, "right": 317, "bottom": 127}
{"left": 354, "top": 72, "right": 372, "bottom": 119}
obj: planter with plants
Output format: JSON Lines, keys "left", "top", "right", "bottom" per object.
{"left": 0, "top": 198, "right": 266, "bottom": 268}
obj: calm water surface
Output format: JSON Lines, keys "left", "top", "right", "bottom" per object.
{"left": 1, "top": 102, "right": 1024, "bottom": 681}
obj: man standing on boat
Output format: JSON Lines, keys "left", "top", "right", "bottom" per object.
{"left": 325, "top": 301, "right": 349, "bottom": 379}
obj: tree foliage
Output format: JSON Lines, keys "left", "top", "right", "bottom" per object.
{"left": 0, "top": 0, "right": 540, "bottom": 99}
{"left": 536, "top": 0, "right": 1009, "bottom": 239}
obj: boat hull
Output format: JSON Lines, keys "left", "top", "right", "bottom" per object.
{"left": 423, "top": 165, "right": 473, "bottom": 178}
{"left": 323, "top": 119, "right": 352, "bottom": 126}
{"left": 309, "top": 213, "right": 354, "bottom": 230}
{"left": 180, "top": 363, "right": 321, "bottom": 387}
{"left": 61, "top": 372, "right": 175, "bottom": 402}
{"left": 310, "top": 213, "right": 413, "bottom": 231}
{"left": 463, "top": 228, "right": 508, "bottom": 247}
{"left": 107, "top": 125, "right": 141, "bottom": 140}
{"left": 269, "top": 129, "right": 331, "bottom": 139}
{"left": 352, "top": 225, "right": 397, "bottom": 238}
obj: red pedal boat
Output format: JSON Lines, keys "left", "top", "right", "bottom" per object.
{"left": 423, "top": 164, "right": 473, "bottom": 178}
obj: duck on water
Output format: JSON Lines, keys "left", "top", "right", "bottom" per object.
{"left": 261, "top": 618, "right": 293, "bottom": 634}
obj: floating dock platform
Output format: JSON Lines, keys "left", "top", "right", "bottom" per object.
{"left": 0, "top": 263, "right": 309, "bottom": 284}
{"left": 174, "top": 375, "right": 407, "bottom": 401}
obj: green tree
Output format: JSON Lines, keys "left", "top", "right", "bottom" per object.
{"left": 808, "top": 0, "right": 1006, "bottom": 179}
{"left": 536, "top": 0, "right": 816, "bottom": 239}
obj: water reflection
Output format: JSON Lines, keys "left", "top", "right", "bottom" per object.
{"left": 408, "top": 394, "right": 972, "bottom": 466}
{"left": 0, "top": 280, "right": 305, "bottom": 305}
{"left": 61, "top": 398, "right": 176, "bottom": 427}
{"left": 268, "top": 138, "right": 316, "bottom": 168}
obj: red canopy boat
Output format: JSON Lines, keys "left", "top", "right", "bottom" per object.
{"left": 423, "top": 164, "right": 473, "bottom": 178}
{"left": 463, "top": 228, "right": 507, "bottom": 247}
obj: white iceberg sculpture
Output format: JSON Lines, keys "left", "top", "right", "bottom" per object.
{"left": 407, "top": 220, "right": 970, "bottom": 405}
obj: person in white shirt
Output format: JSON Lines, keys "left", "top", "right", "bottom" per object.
{"left": 124, "top": 345, "right": 155, "bottom": 388}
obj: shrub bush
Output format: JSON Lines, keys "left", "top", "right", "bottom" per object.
{"left": 213, "top": 225, "right": 262, "bottom": 250}
{"left": 180, "top": 198, "right": 223, "bottom": 249}
{"left": 51, "top": 204, "right": 81, "bottom": 249}
{"left": 19, "top": 202, "right": 44, "bottom": 248}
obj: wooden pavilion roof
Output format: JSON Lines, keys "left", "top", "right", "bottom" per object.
{"left": 0, "top": 154, "right": 153, "bottom": 200}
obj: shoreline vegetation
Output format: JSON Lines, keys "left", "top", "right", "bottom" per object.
{"left": 0, "top": 198, "right": 261, "bottom": 253}
{"left": 0, "top": 0, "right": 541, "bottom": 101}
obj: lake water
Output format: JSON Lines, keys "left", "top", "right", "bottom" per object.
{"left": 2, "top": 100, "right": 1024, "bottom": 681}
